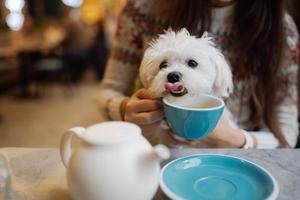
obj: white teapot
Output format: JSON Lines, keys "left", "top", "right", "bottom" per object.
{"left": 60, "top": 121, "right": 170, "bottom": 200}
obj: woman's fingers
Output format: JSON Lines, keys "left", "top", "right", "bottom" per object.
{"left": 166, "top": 132, "right": 202, "bottom": 146}
{"left": 126, "top": 99, "right": 162, "bottom": 113}
{"left": 125, "top": 109, "right": 164, "bottom": 125}
{"left": 123, "top": 88, "right": 164, "bottom": 125}
{"left": 167, "top": 131, "right": 217, "bottom": 148}
{"left": 134, "top": 88, "right": 157, "bottom": 100}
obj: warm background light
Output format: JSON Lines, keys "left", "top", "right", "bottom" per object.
{"left": 80, "top": 0, "right": 104, "bottom": 25}
{"left": 5, "top": 0, "right": 24, "bottom": 12}
{"left": 62, "top": 0, "right": 84, "bottom": 8}
{"left": 80, "top": 0, "right": 126, "bottom": 25}
{"left": 6, "top": 12, "right": 25, "bottom": 31}
{"left": 5, "top": 0, "right": 25, "bottom": 31}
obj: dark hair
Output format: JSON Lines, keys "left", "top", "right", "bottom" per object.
{"left": 167, "top": 0, "right": 289, "bottom": 147}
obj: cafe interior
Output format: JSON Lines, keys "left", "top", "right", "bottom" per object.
{"left": 0, "top": 0, "right": 126, "bottom": 147}
{"left": 0, "top": 0, "right": 300, "bottom": 199}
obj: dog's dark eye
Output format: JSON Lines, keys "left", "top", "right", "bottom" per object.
{"left": 159, "top": 61, "right": 168, "bottom": 69}
{"left": 187, "top": 59, "right": 198, "bottom": 68}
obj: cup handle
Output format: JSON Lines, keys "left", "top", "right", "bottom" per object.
{"left": 60, "top": 127, "right": 85, "bottom": 168}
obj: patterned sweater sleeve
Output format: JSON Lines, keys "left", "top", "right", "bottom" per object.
{"left": 97, "top": 1, "right": 145, "bottom": 120}
{"left": 250, "top": 14, "right": 299, "bottom": 148}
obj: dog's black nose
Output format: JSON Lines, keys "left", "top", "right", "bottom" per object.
{"left": 167, "top": 72, "right": 182, "bottom": 83}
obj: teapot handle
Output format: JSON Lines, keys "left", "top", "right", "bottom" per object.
{"left": 60, "top": 127, "right": 85, "bottom": 168}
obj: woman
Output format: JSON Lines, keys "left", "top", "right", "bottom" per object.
{"left": 97, "top": 0, "right": 299, "bottom": 148}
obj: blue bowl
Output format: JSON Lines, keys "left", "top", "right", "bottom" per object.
{"left": 162, "top": 94, "right": 224, "bottom": 140}
{"left": 160, "top": 154, "right": 279, "bottom": 200}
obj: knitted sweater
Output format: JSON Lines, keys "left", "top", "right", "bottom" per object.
{"left": 98, "top": 0, "right": 299, "bottom": 148}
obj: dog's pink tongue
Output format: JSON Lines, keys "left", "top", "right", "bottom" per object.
{"left": 164, "top": 82, "right": 184, "bottom": 93}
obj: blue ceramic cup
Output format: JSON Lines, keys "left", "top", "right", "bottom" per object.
{"left": 162, "top": 94, "right": 224, "bottom": 140}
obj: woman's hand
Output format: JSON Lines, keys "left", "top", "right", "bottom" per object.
{"left": 168, "top": 112, "right": 256, "bottom": 148}
{"left": 122, "top": 89, "right": 165, "bottom": 144}
{"left": 122, "top": 88, "right": 164, "bottom": 124}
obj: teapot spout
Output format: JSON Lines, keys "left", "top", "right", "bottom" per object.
{"left": 151, "top": 144, "right": 170, "bottom": 162}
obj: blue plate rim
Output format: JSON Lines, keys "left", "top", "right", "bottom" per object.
{"left": 160, "top": 154, "right": 279, "bottom": 200}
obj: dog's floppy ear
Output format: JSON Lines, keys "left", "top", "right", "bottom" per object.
{"left": 139, "top": 49, "right": 152, "bottom": 88}
{"left": 210, "top": 49, "right": 233, "bottom": 97}
{"left": 139, "top": 47, "right": 158, "bottom": 88}
{"left": 198, "top": 32, "right": 233, "bottom": 97}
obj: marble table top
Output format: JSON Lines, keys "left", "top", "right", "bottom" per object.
{"left": 0, "top": 148, "right": 299, "bottom": 200}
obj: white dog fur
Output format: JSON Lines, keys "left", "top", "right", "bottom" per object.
{"left": 139, "top": 28, "right": 233, "bottom": 105}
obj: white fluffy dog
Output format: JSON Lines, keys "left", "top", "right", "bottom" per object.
{"left": 139, "top": 28, "right": 233, "bottom": 104}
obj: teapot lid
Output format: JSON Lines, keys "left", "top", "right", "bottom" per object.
{"left": 82, "top": 121, "right": 142, "bottom": 145}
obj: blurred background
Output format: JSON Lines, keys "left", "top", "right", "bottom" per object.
{"left": 0, "top": 0, "right": 126, "bottom": 147}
